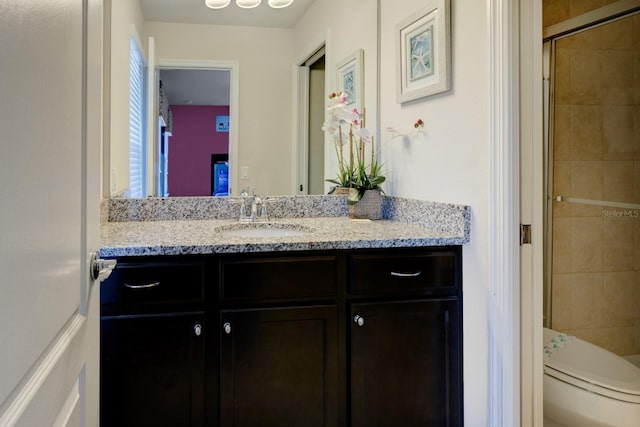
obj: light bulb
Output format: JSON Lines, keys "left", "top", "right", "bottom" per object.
{"left": 205, "top": 0, "right": 231, "bottom": 9}
{"left": 236, "top": 0, "right": 262, "bottom": 8}
{"left": 268, "top": 0, "right": 293, "bottom": 7}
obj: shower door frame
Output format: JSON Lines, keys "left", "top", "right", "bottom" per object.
{"left": 543, "top": 0, "right": 640, "bottom": 327}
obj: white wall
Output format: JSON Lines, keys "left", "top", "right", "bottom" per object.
{"left": 109, "top": 0, "right": 144, "bottom": 196}
{"left": 379, "top": 0, "right": 489, "bottom": 424}
{"left": 295, "top": 4, "right": 491, "bottom": 421}
{"left": 143, "top": 22, "right": 294, "bottom": 196}
{"left": 293, "top": 0, "right": 378, "bottom": 194}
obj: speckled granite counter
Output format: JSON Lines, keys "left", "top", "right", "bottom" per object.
{"left": 100, "top": 196, "right": 471, "bottom": 257}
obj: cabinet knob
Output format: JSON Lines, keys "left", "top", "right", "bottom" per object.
{"left": 354, "top": 315, "right": 365, "bottom": 327}
{"left": 223, "top": 322, "right": 231, "bottom": 334}
{"left": 194, "top": 324, "right": 202, "bottom": 337}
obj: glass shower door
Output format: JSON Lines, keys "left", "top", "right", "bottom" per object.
{"left": 546, "top": 11, "right": 640, "bottom": 357}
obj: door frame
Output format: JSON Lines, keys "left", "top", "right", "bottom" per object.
{"left": 488, "top": 0, "right": 543, "bottom": 425}
{"left": 155, "top": 59, "right": 240, "bottom": 195}
{"left": 292, "top": 30, "right": 331, "bottom": 195}
{"left": 519, "top": 0, "right": 545, "bottom": 425}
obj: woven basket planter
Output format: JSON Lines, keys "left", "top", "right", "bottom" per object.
{"left": 348, "top": 189, "right": 382, "bottom": 220}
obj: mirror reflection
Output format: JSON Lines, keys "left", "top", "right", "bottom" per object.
{"left": 106, "top": 0, "right": 378, "bottom": 198}
{"left": 158, "top": 68, "right": 231, "bottom": 197}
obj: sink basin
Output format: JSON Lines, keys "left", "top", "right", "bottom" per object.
{"left": 215, "top": 222, "right": 315, "bottom": 238}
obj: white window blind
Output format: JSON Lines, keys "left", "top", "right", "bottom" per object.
{"left": 129, "top": 37, "right": 146, "bottom": 198}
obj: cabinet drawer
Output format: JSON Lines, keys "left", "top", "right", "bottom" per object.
{"left": 101, "top": 260, "right": 205, "bottom": 308}
{"left": 348, "top": 248, "right": 459, "bottom": 295}
{"left": 220, "top": 254, "right": 337, "bottom": 301}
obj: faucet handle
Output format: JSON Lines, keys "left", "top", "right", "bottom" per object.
{"left": 239, "top": 198, "right": 247, "bottom": 221}
{"left": 260, "top": 201, "right": 268, "bottom": 219}
{"left": 243, "top": 193, "right": 267, "bottom": 221}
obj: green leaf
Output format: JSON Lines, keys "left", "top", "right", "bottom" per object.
{"left": 347, "top": 188, "right": 365, "bottom": 205}
{"left": 369, "top": 176, "right": 385, "bottom": 186}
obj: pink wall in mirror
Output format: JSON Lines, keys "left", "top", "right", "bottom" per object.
{"left": 168, "top": 105, "right": 229, "bottom": 196}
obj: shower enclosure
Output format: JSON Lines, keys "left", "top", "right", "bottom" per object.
{"left": 544, "top": 1, "right": 640, "bottom": 359}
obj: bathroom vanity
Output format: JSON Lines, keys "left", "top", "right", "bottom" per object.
{"left": 99, "top": 197, "right": 469, "bottom": 427}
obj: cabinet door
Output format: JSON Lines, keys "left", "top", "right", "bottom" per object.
{"left": 220, "top": 306, "right": 338, "bottom": 427}
{"left": 350, "top": 300, "right": 462, "bottom": 427}
{"left": 101, "top": 312, "right": 205, "bottom": 427}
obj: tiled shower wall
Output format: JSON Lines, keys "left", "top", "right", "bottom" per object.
{"left": 546, "top": 1, "right": 640, "bottom": 355}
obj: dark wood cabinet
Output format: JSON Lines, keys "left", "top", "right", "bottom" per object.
{"left": 347, "top": 248, "right": 459, "bottom": 296}
{"left": 350, "top": 299, "right": 462, "bottom": 427}
{"left": 100, "top": 257, "right": 207, "bottom": 427}
{"left": 219, "top": 253, "right": 338, "bottom": 302}
{"left": 100, "top": 247, "right": 463, "bottom": 426}
{"left": 346, "top": 247, "right": 463, "bottom": 426}
{"left": 219, "top": 306, "right": 338, "bottom": 427}
{"left": 101, "top": 312, "right": 205, "bottom": 427}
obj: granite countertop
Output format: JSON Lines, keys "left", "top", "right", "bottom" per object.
{"left": 99, "top": 196, "right": 471, "bottom": 257}
{"left": 100, "top": 217, "right": 467, "bottom": 257}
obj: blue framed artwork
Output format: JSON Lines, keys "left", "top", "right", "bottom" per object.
{"left": 409, "top": 25, "right": 434, "bottom": 82}
{"left": 336, "top": 49, "right": 364, "bottom": 110}
{"left": 396, "top": 0, "right": 450, "bottom": 103}
{"left": 216, "top": 115, "right": 229, "bottom": 132}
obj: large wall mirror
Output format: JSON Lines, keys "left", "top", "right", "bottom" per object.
{"left": 106, "top": 0, "right": 379, "bottom": 198}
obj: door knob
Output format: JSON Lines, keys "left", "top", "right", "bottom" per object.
{"left": 354, "top": 315, "right": 365, "bottom": 327}
{"left": 89, "top": 252, "right": 117, "bottom": 282}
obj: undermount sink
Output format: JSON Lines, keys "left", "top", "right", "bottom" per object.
{"left": 215, "top": 222, "right": 315, "bottom": 238}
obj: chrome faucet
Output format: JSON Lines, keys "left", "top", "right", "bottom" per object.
{"left": 238, "top": 187, "right": 268, "bottom": 222}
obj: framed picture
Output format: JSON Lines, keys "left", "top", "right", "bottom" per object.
{"left": 336, "top": 49, "right": 364, "bottom": 111}
{"left": 396, "top": 0, "right": 450, "bottom": 103}
{"left": 216, "top": 115, "right": 229, "bottom": 132}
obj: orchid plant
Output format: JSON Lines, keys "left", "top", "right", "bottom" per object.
{"left": 322, "top": 91, "right": 385, "bottom": 205}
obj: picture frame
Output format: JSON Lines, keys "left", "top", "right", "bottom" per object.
{"left": 216, "top": 115, "right": 229, "bottom": 132}
{"left": 396, "top": 0, "right": 450, "bottom": 103}
{"left": 336, "top": 49, "right": 364, "bottom": 111}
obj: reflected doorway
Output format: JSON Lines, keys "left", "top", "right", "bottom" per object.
{"left": 158, "top": 68, "right": 231, "bottom": 197}
{"left": 297, "top": 46, "right": 326, "bottom": 195}
{"left": 307, "top": 52, "right": 325, "bottom": 195}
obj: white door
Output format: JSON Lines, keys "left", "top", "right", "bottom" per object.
{"left": 0, "top": 0, "right": 103, "bottom": 426}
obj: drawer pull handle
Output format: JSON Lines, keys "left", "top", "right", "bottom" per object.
{"left": 354, "top": 315, "right": 365, "bottom": 327}
{"left": 390, "top": 270, "right": 422, "bottom": 278}
{"left": 223, "top": 322, "right": 232, "bottom": 335}
{"left": 194, "top": 324, "right": 202, "bottom": 337}
{"left": 123, "top": 281, "right": 160, "bottom": 289}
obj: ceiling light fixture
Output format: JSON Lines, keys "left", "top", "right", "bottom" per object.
{"left": 205, "top": 0, "right": 231, "bottom": 9}
{"left": 268, "top": 0, "right": 294, "bottom": 7}
{"left": 236, "top": 0, "right": 261, "bottom": 8}
{"left": 205, "top": 0, "right": 294, "bottom": 9}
